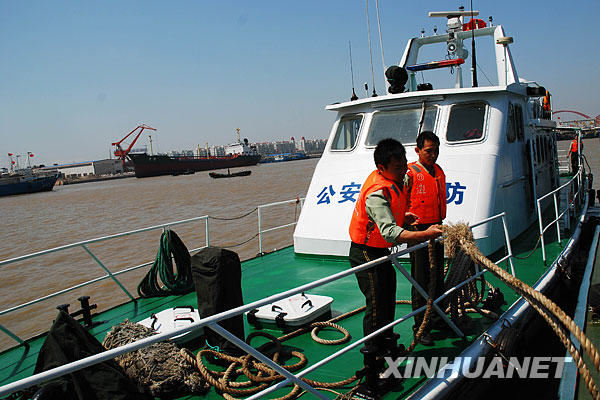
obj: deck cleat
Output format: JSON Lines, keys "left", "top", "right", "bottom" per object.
{"left": 379, "top": 332, "right": 406, "bottom": 359}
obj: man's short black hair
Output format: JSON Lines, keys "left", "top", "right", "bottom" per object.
{"left": 374, "top": 138, "right": 406, "bottom": 167}
{"left": 416, "top": 131, "right": 440, "bottom": 149}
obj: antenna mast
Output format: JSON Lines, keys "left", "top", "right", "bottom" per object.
{"left": 375, "top": 0, "right": 386, "bottom": 90}
{"left": 365, "top": 0, "right": 377, "bottom": 96}
{"left": 470, "top": 0, "right": 478, "bottom": 87}
{"left": 349, "top": 41, "right": 358, "bottom": 100}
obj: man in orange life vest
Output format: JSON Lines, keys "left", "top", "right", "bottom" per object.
{"left": 567, "top": 136, "right": 582, "bottom": 174}
{"left": 406, "top": 131, "right": 446, "bottom": 346}
{"left": 349, "top": 138, "right": 443, "bottom": 358}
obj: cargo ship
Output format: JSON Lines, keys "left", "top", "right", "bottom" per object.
{"left": 0, "top": 169, "right": 59, "bottom": 196}
{"left": 128, "top": 139, "right": 261, "bottom": 178}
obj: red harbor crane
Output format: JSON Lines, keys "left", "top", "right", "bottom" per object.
{"left": 111, "top": 124, "right": 157, "bottom": 167}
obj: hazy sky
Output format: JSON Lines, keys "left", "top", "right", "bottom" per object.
{"left": 1, "top": 1, "right": 599, "bottom": 165}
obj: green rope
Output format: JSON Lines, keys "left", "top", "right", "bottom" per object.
{"left": 137, "top": 229, "right": 195, "bottom": 298}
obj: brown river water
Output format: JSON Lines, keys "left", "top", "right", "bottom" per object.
{"left": 0, "top": 158, "right": 319, "bottom": 351}
{"left": 1, "top": 138, "right": 598, "bottom": 352}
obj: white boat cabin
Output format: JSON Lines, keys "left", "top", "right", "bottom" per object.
{"left": 294, "top": 10, "right": 558, "bottom": 257}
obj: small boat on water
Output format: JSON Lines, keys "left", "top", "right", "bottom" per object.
{"left": 0, "top": 169, "right": 59, "bottom": 197}
{"left": 208, "top": 169, "right": 252, "bottom": 179}
{"left": 1, "top": 6, "right": 600, "bottom": 400}
{"left": 259, "top": 152, "right": 309, "bottom": 164}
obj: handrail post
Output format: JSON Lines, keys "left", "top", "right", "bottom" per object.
{"left": 537, "top": 199, "right": 546, "bottom": 262}
{"left": 500, "top": 214, "right": 515, "bottom": 276}
{"left": 80, "top": 244, "right": 136, "bottom": 302}
{"left": 0, "top": 323, "right": 24, "bottom": 345}
{"left": 529, "top": 139, "right": 539, "bottom": 209}
{"left": 257, "top": 206, "right": 263, "bottom": 255}
{"left": 530, "top": 140, "right": 545, "bottom": 262}
{"left": 553, "top": 192, "right": 561, "bottom": 244}
{"left": 205, "top": 216, "right": 210, "bottom": 247}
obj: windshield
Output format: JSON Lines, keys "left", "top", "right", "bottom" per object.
{"left": 366, "top": 106, "right": 437, "bottom": 146}
{"left": 331, "top": 114, "right": 363, "bottom": 150}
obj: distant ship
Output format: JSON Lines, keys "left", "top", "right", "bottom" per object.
{"left": 127, "top": 138, "right": 261, "bottom": 178}
{"left": 259, "top": 152, "right": 309, "bottom": 163}
{"left": 0, "top": 169, "right": 59, "bottom": 196}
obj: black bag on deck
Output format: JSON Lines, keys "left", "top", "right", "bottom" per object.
{"left": 31, "top": 311, "right": 151, "bottom": 400}
{"left": 191, "top": 247, "right": 245, "bottom": 353}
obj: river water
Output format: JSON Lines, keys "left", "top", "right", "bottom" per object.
{"left": 0, "top": 158, "right": 319, "bottom": 351}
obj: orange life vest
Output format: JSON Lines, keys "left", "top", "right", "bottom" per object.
{"left": 570, "top": 139, "right": 578, "bottom": 153}
{"left": 349, "top": 170, "right": 407, "bottom": 248}
{"left": 543, "top": 91, "right": 551, "bottom": 111}
{"left": 407, "top": 162, "right": 447, "bottom": 224}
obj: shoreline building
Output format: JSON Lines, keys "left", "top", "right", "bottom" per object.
{"left": 41, "top": 159, "right": 123, "bottom": 178}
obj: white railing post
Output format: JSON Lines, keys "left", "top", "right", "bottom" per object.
{"left": 257, "top": 206, "right": 263, "bottom": 254}
{"left": 500, "top": 214, "right": 515, "bottom": 276}
{"left": 554, "top": 192, "right": 561, "bottom": 244}
{"left": 205, "top": 216, "right": 210, "bottom": 247}
{"left": 537, "top": 199, "right": 546, "bottom": 262}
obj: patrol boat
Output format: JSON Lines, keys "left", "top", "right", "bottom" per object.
{"left": 0, "top": 7, "right": 598, "bottom": 400}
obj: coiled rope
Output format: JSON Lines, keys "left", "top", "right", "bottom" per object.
{"left": 137, "top": 229, "right": 194, "bottom": 298}
{"left": 444, "top": 222, "right": 600, "bottom": 400}
{"left": 181, "top": 322, "right": 357, "bottom": 400}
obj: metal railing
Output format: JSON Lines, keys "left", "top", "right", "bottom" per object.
{"left": 0, "top": 198, "right": 304, "bottom": 344}
{"left": 536, "top": 167, "right": 584, "bottom": 262}
{"left": 258, "top": 197, "right": 304, "bottom": 254}
{"left": 557, "top": 149, "right": 570, "bottom": 173}
{"left": 0, "top": 211, "right": 517, "bottom": 398}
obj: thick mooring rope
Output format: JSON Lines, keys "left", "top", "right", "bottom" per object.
{"left": 184, "top": 320, "right": 357, "bottom": 399}
{"left": 444, "top": 222, "right": 600, "bottom": 400}
{"left": 406, "top": 239, "right": 439, "bottom": 352}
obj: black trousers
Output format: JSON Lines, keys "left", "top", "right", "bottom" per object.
{"left": 349, "top": 242, "right": 396, "bottom": 350}
{"left": 409, "top": 224, "right": 445, "bottom": 331}
{"left": 571, "top": 152, "right": 579, "bottom": 174}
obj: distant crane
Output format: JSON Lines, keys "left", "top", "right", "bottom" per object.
{"left": 111, "top": 124, "right": 157, "bottom": 167}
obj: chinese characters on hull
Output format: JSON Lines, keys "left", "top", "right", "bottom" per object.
{"left": 316, "top": 181, "right": 466, "bottom": 205}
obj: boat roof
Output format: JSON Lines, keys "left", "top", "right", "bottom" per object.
{"left": 326, "top": 83, "right": 526, "bottom": 111}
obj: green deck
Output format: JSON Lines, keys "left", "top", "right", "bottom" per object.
{"left": 0, "top": 218, "right": 571, "bottom": 399}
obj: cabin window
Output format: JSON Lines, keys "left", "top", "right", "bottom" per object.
{"left": 331, "top": 114, "right": 362, "bottom": 150}
{"left": 506, "top": 104, "right": 516, "bottom": 143}
{"left": 446, "top": 102, "right": 486, "bottom": 142}
{"left": 514, "top": 104, "right": 524, "bottom": 141}
{"left": 543, "top": 138, "right": 548, "bottom": 162}
{"left": 365, "top": 106, "right": 437, "bottom": 146}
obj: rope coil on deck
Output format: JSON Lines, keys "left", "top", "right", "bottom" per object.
{"left": 185, "top": 321, "right": 357, "bottom": 399}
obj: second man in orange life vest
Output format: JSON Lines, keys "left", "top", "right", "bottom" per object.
{"left": 406, "top": 131, "right": 446, "bottom": 346}
{"left": 349, "top": 138, "right": 443, "bottom": 359}
{"left": 567, "top": 136, "right": 582, "bottom": 174}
